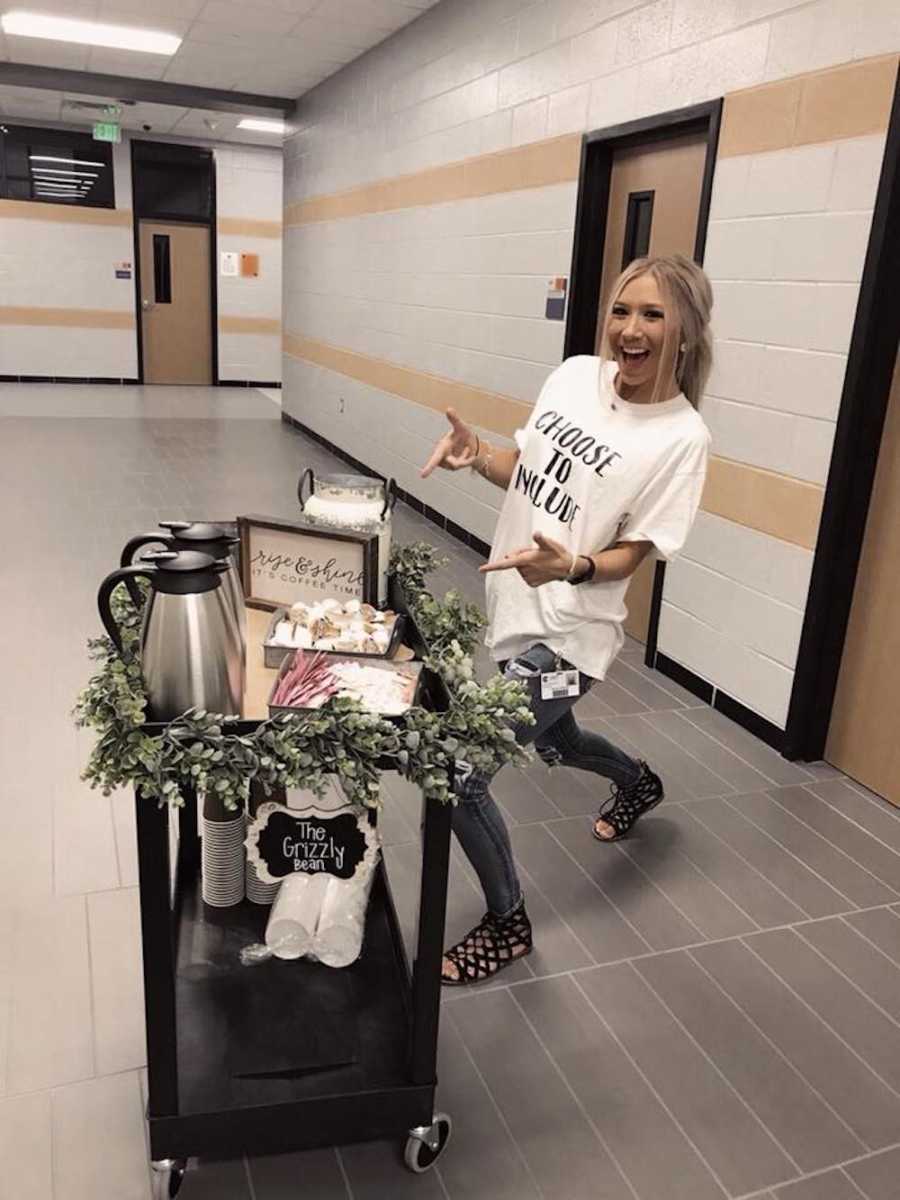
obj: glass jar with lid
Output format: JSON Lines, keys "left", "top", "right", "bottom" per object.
{"left": 298, "top": 470, "right": 396, "bottom": 604}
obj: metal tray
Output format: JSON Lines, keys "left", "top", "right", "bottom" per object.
{"left": 267, "top": 653, "right": 424, "bottom": 721}
{"left": 263, "top": 606, "right": 406, "bottom": 669}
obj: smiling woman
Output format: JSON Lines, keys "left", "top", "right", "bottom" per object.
{"left": 601, "top": 255, "right": 714, "bottom": 409}
{"left": 419, "top": 253, "right": 714, "bottom": 987}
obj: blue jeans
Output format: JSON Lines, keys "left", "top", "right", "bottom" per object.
{"left": 451, "top": 643, "right": 642, "bottom": 918}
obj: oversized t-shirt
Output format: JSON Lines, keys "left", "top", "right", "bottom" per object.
{"left": 484, "top": 355, "right": 711, "bottom": 680}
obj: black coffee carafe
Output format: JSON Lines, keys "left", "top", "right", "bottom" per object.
{"left": 120, "top": 521, "right": 246, "bottom": 655}
{"left": 98, "top": 550, "right": 244, "bottom": 722}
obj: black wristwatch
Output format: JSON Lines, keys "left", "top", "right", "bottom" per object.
{"left": 567, "top": 555, "right": 596, "bottom": 585}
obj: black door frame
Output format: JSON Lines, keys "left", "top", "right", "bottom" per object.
{"left": 563, "top": 99, "right": 722, "bottom": 667}
{"left": 783, "top": 65, "right": 900, "bottom": 761}
{"left": 131, "top": 138, "right": 218, "bottom": 385}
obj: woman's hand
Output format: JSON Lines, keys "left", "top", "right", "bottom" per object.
{"left": 420, "top": 408, "right": 478, "bottom": 478}
{"left": 480, "top": 532, "right": 575, "bottom": 588}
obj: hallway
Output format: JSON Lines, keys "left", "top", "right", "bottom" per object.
{"left": 1, "top": 385, "right": 899, "bottom": 1200}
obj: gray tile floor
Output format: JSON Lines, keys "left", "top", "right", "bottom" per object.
{"left": 1, "top": 383, "right": 899, "bottom": 1200}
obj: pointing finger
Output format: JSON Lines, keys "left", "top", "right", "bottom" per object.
{"left": 419, "top": 436, "right": 450, "bottom": 478}
{"left": 478, "top": 548, "right": 538, "bottom": 573}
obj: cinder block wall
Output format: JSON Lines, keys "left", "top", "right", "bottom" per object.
{"left": 282, "top": 0, "right": 900, "bottom": 729}
{"left": 214, "top": 144, "right": 283, "bottom": 385}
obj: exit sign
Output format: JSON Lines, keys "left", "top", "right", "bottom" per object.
{"left": 93, "top": 121, "right": 121, "bottom": 143}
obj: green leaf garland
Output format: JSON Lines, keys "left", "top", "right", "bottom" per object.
{"left": 74, "top": 542, "right": 533, "bottom": 811}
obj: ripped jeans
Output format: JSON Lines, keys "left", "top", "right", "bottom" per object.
{"left": 451, "top": 643, "right": 642, "bottom": 919}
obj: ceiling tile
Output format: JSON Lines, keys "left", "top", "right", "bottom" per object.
{"left": 195, "top": 1, "right": 301, "bottom": 36}
{"left": 4, "top": 38, "right": 91, "bottom": 71}
{"left": 0, "top": 0, "right": 442, "bottom": 128}
{"left": 97, "top": 0, "right": 207, "bottom": 18}
{"left": 84, "top": 48, "right": 172, "bottom": 78}
{"left": 93, "top": 7, "right": 191, "bottom": 37}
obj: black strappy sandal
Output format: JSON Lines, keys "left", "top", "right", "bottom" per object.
{"left": 441, "top": 901, "right": 533, "bottom": 987}
{"left": 592, "top": 762, "right": 664, "bottom": 843}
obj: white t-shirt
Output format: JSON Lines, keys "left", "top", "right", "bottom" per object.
{"left": 485, "top": 356, "right": 711, "bottom": 680}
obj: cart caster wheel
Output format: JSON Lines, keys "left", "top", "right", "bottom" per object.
{"left": 404, "top": 1113, "right": 451, "bottom": 1173}
{"left": 150, "top": 1158, "right": 187, "bottom": 1199}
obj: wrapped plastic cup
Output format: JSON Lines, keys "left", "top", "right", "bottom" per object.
{"left": 313, "top": 872, "right": 374, "bottom": 968}
{"left": 265, "top": 874, "right": 329, "bottom": 960}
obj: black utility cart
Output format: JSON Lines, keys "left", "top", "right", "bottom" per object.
{"left": 137, "top": 599, "right": 454, "bottom": 1198}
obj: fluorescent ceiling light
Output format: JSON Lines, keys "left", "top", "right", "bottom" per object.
{"left": 30, "top": 155, "right": 105, "bottom": 168}
{"left": 1, "top": 11, "right": 181, "bottom": 55}
{"left": 32, "top": 168, "right": 98, "bottom": 178}
{"left": 237, "top": 118, "right": 284, "bottom": 134}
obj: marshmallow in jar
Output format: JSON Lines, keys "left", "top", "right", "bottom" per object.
{"left": 298, "top": 470, "right": 395, "bottom": 606}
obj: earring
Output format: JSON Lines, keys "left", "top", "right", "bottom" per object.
{"left": 679, "top": 342, "right": 686, "bottom": 352}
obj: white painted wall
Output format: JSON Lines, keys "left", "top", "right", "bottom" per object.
{"left": 214, "top": 143, "right": 283, "bottom": 384}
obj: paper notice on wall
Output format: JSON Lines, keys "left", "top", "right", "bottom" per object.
{"left": 546, "top": 277, "right": 567, "bottom": 321}
{"left": 220, "top": 251, "right": 239, "bottom": 277}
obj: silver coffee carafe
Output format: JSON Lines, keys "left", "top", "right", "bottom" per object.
{"left": 98, "top": 550, "right": 244, "bottom": 722}
{"left": 120, "top": 520, "right": 246, "bottom": 659}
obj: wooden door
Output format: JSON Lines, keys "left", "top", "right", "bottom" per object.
{"left": 826, "top": 350, "right": 900, "bottom": 806}
{"left": 139, "top": 220, "right": 212, "bottom": 385}
{"left": 593, "top": 132, "right": 708, "bottom": 642}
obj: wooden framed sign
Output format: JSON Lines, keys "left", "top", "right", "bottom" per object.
{"left": 245, "top": 803, "right": 380, "bottom": 885}
{"left": 237, "top": 514, "right": 377, "bottom": 612}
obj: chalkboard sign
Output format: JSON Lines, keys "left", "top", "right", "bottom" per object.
{"left": 245, "top": 803, "right": 379, "bottom": 885}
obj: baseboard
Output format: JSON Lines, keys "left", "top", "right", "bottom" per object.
{"left": 280, "top": 410, "right": 492, "bottom": 559}
{"left": 0, "top": 374, "right": 140, "bottom": 384}
{"left": 654, "top": 651, "right": 785, "bottom": 753}
{"left": 714, "top": 689, "right": 785, "bottom": 753}
{"left": 217, "top": 380, "right": 282, "bottom": 389}
{"left": 654, "top": 652, "right": 714, "bottom": 705}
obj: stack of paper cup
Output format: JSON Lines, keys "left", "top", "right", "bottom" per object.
{"left": 201, "top": 791, "right": 246, "bottom": 908}
{"left": 265, "top": 874, "right": 330, "bottom": 959}
{"left": 313, "top": 873, "right": 374, "bottom": 968}
{"left": 201, "top": 810, "right": 246, "bottom": 907}
{"left": 245, "top": 860, "right": 280, "bottom": 905}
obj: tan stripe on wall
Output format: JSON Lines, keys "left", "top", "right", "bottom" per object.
{"left": 702, "top": 456, "right": 823, "bottom": 550}
{"left": 285, "top": 134, "right": 581, "bottom": 227}
{"left": 0, "top": 306, "right": 135, "bottom": 330}
{"left": 220, "top": 315, "right": 281, "bottom": 334}
{"left": 284, "top": 332, "right": 531, "bottom": 435}
{"left": 284, "top": 334, "right": 823, "bottom": 548}
{"left": 0, "top": 199, "right": 132, "bottom": 226}
{"left": 218, "top": 217, "right": 282, "bottom": 238}
{"left": 719, "top": 53, "right": 898, "bottom": 158}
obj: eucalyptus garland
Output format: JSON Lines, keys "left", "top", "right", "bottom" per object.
{"left": 74, "top": 542, "right": 533, "bottom": 811}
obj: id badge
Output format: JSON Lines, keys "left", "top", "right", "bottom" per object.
{"left": 540, "top": 669, "right": 580, "bottom": 700}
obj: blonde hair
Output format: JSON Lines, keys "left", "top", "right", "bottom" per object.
{"left": 600, "top": 254, "right": 714, "bottom": 408}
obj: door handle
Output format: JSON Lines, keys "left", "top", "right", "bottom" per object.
{"left": 141, "top": 299, "right": 154, "bottom": 312}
